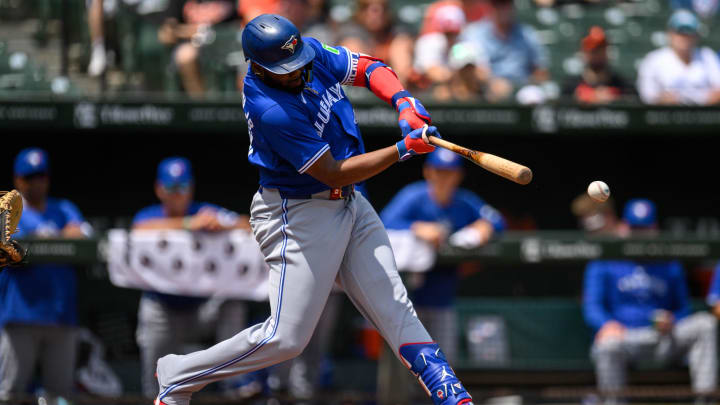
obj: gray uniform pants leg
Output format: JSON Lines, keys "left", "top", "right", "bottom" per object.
{"left": 0, "top": 324, "right": 76, "bottom": 399}
{"left": 155, "top": 191, "right": 430, "bottom": 405}
{"left": 137, "top": 296, "right": 248, "bottom": 397}
{"left": 592, "top": 312, "right": 717, "bottom": 394}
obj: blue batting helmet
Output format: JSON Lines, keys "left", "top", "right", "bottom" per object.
{"left": 242, "top": 14, "right": 315, "bottom": 74}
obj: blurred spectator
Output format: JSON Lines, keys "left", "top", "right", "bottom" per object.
{"left": 562, "top": 27, "right": 635, "bottom": 104}
{"left": 571, "top": 193, "right": 629, "bottom": 236}
{"left": 338, "top": 0, "right": 414, "bottom": 85}
{"left": 0, "top": 148, "right": 91, "bottom": 402}
{"left": 378, "top": 149, "right": 505, "bottom": 403}
{"left": 413, "top": 2, "right": 490, "bottom": 101}
{"left": 278, "top": 0, "right": 335, "bottom": 44}
{"left": 583, "top": 198, "right": 717, "bottom": 402}
{"left": 132, "top": 156, "right": 251, "bottom": 397}
{"left": 128, "top": 0, "right": 238, "bottom": 97}
{"left": 637, "top": 9, "right": 720, "bottom": 105}
{"left": 420, "top": 0, "right": 491, "bottom": 35}
{"left": 87, "top": 0, "right": 107, "bottom": 77}
{"left": 238, "top": 0, "right": 278, "bottom": 22}
{"left": 671, "top": 0, "right": 718, "bottom": 20}
{"left": 459, "top": 0, "right": 549, "bottom": 102}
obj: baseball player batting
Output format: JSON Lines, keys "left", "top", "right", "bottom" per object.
{"left": 154, "top": 14, "right": 473, "bottom": 405}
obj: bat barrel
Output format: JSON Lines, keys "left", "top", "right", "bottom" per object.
{"left": 427, "top": 135, "right": 532, "bottom": 185}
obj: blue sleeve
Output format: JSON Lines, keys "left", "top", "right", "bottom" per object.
{"left": 583, "top": 261, "right": 612, "bottom": 331}
{"left": 706, "top": 262, "right": 720, "bottom": 306}
{"left": 668, "top": 262, "right": 691, "bottom": 320}
{"left": 260, "top": 104, "right": 330, "bottom": 174}
{"left": 380, "top": 186, "right": 420, "bottom": 230}
{"left": 522, "top": 25, "right": 549, "bottom": 70}
{"left": 306, "top": 37, "right": 360, "bottom": 86}
{"left": 133, "top": 206, "right": 159, "bottom": 225}
{"left": 58, "top": 199, "right": 84, "bottom": 224}
{"left": 459, "top": 192, "right": 506, "bottom": 233}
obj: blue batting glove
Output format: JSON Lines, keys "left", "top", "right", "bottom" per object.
{"left": 396, "top": 125, "right": 441, "bottom": 161}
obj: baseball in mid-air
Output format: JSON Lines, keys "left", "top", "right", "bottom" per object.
{"left": 587, "top": 181, "right": 610, "bottom": 202}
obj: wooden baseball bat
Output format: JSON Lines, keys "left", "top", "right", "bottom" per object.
{"left": 427, "top": 135, "right": 533, "bottom": 185}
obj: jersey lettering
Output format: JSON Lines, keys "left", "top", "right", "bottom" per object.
{"left": 242, "top": 92, "right": 254, "bottom": 155}
{"left": 313, "top": 82, "right": 345, "bottom": 137}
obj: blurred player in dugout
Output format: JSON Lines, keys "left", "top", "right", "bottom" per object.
{"left": 583, "top": 199, "right": 717, "bottom": 403}
{"left": 132, "top": 157, "right": 252, "bottom": 397}
{"left": 0, "top": 148, "right": 91, "bottom": 401}
{"left": 378, "top": 149, "right": 505, "bottom": 403}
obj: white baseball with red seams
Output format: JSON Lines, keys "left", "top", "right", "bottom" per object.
{"left": 587, "top": 181, "right": 611, "bottom": 202}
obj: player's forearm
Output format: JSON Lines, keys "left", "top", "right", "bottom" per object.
{"left": 306, "top": 147, "right": 398, "bottom": 188}
{"left": 353, "top": 58, "right": 404, "bottom": 106}
{"left": 133, "top": 218, "right": 186, "bottom": 230}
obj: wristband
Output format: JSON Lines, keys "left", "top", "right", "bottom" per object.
{"left": 391, "top": 90, "right": 413, "bottom": 110}
{"left": 395, "top": 139, "right": 409, "bottom": 161}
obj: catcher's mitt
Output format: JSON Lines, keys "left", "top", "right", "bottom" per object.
{"left": 0, "top": 190, "right": 27, "bottom": 267}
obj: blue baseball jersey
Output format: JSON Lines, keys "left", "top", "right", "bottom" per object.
{"left": 243, "top": 37, "right": 366, "bottom": 195}
{"left": 133, "top": 202, "right": 223, "bottom": 309}
{"left": 705, "top": 262, "right": 720, "bottom": 306}
{"left": 583, "top": 260, "right": 691, "bottom": 331}
{"left": 0, "top": 198, "right": 83, "bottom": 329}
{"left": 380, "top": 181, "right": 505, "bottom": 307}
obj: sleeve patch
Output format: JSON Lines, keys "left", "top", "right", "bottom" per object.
{"left": 322, "top": 43, "right": 340, "bottom": 55}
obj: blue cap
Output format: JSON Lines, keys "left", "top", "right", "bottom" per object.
{"left": 623, "top": 198, "right": 657, "bottom": 228}
{"left": 425, "top": 149, "right": 464, "bottom": 170}
{"left": 157, "top": 157, "right": 193, "bottom": 187}
{"left": 14, "top": 147, "right": 49, "bottom": 177}
{"left": 668, "top": 9, "right": 699, "bottom": 35}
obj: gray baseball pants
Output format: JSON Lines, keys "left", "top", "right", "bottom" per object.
{"left": 592, "top": 312, "right": 717, "bottom": 394}
{"left": 136, "top": 297, "right": 248, "bottom": 397}
{"left": 0, "top": 324, "right": 77, "bottom": 399}
{"left": 156, "top": 189, "right": 431, "bottom": 405}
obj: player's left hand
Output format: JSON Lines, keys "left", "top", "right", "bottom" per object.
{"left": 396, "top": 125, "right": 439, "bottom": 161}
{"left": 396, "top": 96, "right": 431, "bottom": 136}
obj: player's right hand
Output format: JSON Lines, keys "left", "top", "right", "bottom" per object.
{"left": 396, "top": 125, "right": 438, "bottom": 161}
{"left": 595, "top": 320, "right": 625, "bottom": 343}
{"left": 189, "top": 209, "right": 223, "bottom": 232}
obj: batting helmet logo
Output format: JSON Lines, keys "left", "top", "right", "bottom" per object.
{"left": 281, "top": 35, "right": 298, "bottom": 54}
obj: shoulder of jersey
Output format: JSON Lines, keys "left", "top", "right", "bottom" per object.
{"left": 399, "top": 181, "right": 429, "bottom": 198}
{"left": 136, "top": 204, "right": 164, "bottom": 218}
{"left": 644, "top": 46, "right": 672, "bottom": 62}
{"left": 455, "top": 187, "right": 482, "bottom": 202}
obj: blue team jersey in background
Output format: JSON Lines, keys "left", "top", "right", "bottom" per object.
{"left": 0, "top": 198, "right": 83, "bottom": 328}
{"left": 705, "top": 262, "right": 720, "bottom": 306}
{"left": 583, "top": 260, "right": 691, "bottom": 331}
{"left": 133, "top": 202, "right": 222, "bottom": 309}
{"left": 381, "top": 181, "right": 506, "bottom": 307}
{"left": 243, "top": 37, "right": 366, "bottom": 195}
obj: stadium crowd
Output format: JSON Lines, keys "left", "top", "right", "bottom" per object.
{"left": 2, "top": 0, "right": 720, "bottom": 104}
{"left": 84, "top": 0, "right": 720, "bottom": 103}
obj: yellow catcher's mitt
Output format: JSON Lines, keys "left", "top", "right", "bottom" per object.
{"left": 0, "top": 190, "right": 26, "bottom": 267}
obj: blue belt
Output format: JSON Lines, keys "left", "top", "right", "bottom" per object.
{"left": 259, "top": 185, "right": 355, "bottom": 200}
